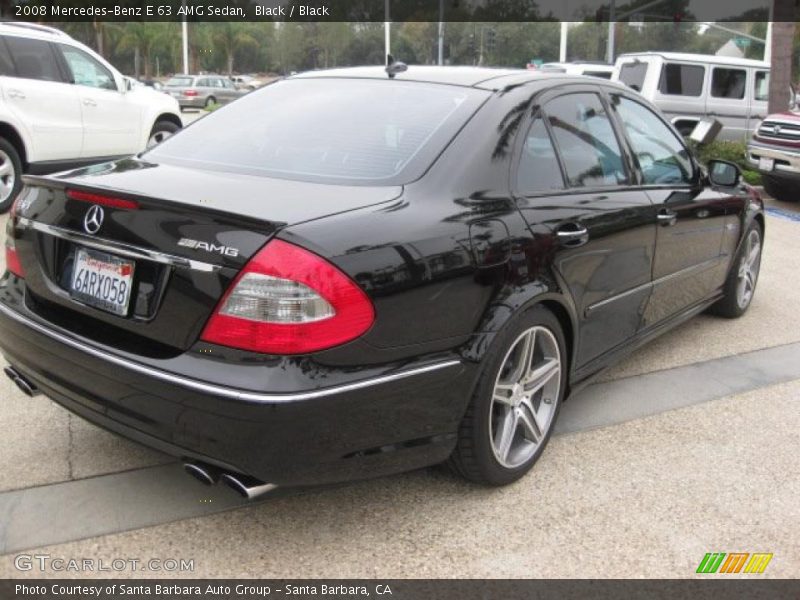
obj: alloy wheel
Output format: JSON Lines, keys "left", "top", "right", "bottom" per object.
{"left": 736, "top": 228, "right": 762, "bottom": 309}
{"left": 0, "top": 149, "right": 16, "bottom": 205}
{"left": 489, "top": 325, "right": 561, "bottom": 469}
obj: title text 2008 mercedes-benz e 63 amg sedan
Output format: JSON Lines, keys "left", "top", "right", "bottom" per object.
{"left": 0, "top": 67, "right": 763, "bottom": 497}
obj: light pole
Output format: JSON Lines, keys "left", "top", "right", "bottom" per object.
{"left": 385, "top": 0, "right": 391, "bottom": 62}
{"left": 181, "top": 0, "right": 189, "bottom": 74}
{"left": 437, "top": 0, "right": 445, "bottom": 65}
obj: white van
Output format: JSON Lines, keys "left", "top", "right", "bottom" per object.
{"left": 611, "top": 52, "right": 769, "bottom": 142}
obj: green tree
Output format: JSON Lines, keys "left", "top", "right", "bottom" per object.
{"left": 212, "top": 22, "right": 258, "bottom": 75}
{"left": 114, "top": 23, "right": 169, "bottom": 79}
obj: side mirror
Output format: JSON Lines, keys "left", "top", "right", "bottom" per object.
{"left": 707, "top": 160, "right": 741, "bottom": 187}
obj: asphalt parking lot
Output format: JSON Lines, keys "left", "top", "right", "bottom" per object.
{"left": 0, "top": 193, "right": 798, "bottom": 579}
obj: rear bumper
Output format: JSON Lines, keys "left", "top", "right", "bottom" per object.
{"left": 0, "top": 283, "right": 471, "bottom": 486}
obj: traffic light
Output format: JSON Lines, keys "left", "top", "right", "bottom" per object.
{"left": 486, "top": 28, "right": 496, "bottom": 52}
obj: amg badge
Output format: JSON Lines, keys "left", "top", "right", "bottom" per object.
{"left": 178, "top": 238, "right": 239, "bottom": 258}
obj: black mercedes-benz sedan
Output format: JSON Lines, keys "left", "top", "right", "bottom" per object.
{"left": 0, "top": 67, "right": 764, "bottom": 496}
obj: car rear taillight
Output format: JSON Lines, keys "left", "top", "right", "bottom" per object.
{"left": 201, "top": 239, "right": 374, "bottom": 355}
{"left": 5, "top": 197, "right": 23, "bottom": 277}
{"left": 183, "top": 89, "right": 199, "bottom": 97}
{"left": 5, "top": 243, "right": 22, "bottom": 278}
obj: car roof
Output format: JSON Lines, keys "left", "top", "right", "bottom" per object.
{"left": 0, "top": 22, "right": 71, "bottom": 41}
{"left": 617, "top": 52, "right": 768, "bottom": 68}
{"left": 289, "top": 65, "right": 622, "bottom": 91}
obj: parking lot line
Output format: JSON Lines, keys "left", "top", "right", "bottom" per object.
{"left": 1, "top": 339, "right": 799, "bottom": 557}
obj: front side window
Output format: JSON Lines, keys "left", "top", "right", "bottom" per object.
{"left": 614, "top": 96, "right": 693, "bottom": 185}
{"left": 147, "top": 78, "right": 487, "bottom": 185}
{"left": 659, "top": 63, "right": 704, "bottom": 96}
{"left": 544, "top": 92, "right": 627, "bottom": 188}
{"left": 59, "top": 46, "right": 116, "bottom": 90}
{"left": 3, "top": 36, "right": 62, "bottom": 82}
{"left": 754, "top": 71, "right": 769, "bottom": 101}
{"left": 711, "top": 68, "right": 746, "bottom": 99}
{"left": 0, "top": 37, "right": 16, "bottom": 76}
{"left": 516, "top": 117, "right": 564, "bottom": 194}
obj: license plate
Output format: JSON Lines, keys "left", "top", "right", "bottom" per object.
{"left": 759, "top": 157, "right": 775, "bottom": 171}
{"left": 69, "top": 248, "right": 135, "bottom": 316}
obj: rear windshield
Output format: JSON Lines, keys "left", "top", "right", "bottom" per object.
{"left": 166, "top": 76, "right": 193, "bottom": 87}
{"left": 619, "top": 62, "right": 648, "bottom": 91}
{"left": 147, "top": 78, "right": 487, "bottom": 185}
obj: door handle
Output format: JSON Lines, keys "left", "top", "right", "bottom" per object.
{"left": 556, "top": 224, "right": 589, "bottom": 247}
{"left": 7, "top": 89, "right": 25, "bottom": 100}
{"left": 83, "top": 98, "right": 97, "bottom": 107}
{"left": 657, "top": 209, "right": 678, "bottom": 227}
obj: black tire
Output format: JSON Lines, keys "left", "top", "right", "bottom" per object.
{"left": 709, "top": 221, "right": 763, "bottom": 319}
{"left": 762, "top": 175, "right": 798, "bottom": 203}
{"left": 448, "top": 305, "right": 567, "bottom": 486}
{"left": 205, "top": 96, "right": 217, "bottom": 109}
{"left": 147, "top": 120, "right": 180, "bottom": 149}
{"left": 0, "top": 137, "right": 23, "bottom": 214}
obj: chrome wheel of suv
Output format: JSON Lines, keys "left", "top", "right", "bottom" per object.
{"left": 0, "top": 149, "right": 16, "bottom": 205}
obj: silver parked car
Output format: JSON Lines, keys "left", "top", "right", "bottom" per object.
{"left": 165, "top": 74, "right": 245, "bottom": 110}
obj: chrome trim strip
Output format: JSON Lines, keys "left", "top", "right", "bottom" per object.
{"left": 585, "top": 257, "right": 722, "bottom": 316}
{"left": 18, "top": 218, "right": 221, "bottom": 273}
{"left": 0, "top": 301, "right": 461, "bottom": 403}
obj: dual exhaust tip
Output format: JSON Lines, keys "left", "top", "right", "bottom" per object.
{"left": 183, "top": 461, "right": 277, "bottom": 500}
{"left": 3, "top": 366, "right": 41, "bottom": 397}
{"left": 2, "top": 366, "right": 275, "bottom": 501}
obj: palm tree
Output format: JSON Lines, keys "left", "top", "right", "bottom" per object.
{"left": 768, "top": 0, "right": 797, "bottom": 114}
{"left": 114, "top": 23, "right": 168, "bottom": 79}
{"left": 212, "top": 23, "right": 258, "bottom": 75}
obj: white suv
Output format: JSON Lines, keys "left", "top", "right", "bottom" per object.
{"left": 0, "top": 22, "right": 182, "bottom": 212}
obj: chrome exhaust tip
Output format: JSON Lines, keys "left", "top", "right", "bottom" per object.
{"left": 4, "top": 366, "right": 40, "bottom": 397}
{"left": 183, "top": 462, "right": 221, "bottom": 486}
{"left": 220, "top": 473, "right": 278, "bottom": 500}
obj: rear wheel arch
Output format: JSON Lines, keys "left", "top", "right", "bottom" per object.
{"left": 0, "top": 122, "right": 28, "bottom": 168}
{"left": 466, "top": 288, "right": 578, "bottom": 388}
{"left": 153, "top": 112, "right": 182, "bottom": 131}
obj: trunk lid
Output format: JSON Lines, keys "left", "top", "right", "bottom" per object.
{"left": 12, "top": 158, "right": 401, "bottom": 355}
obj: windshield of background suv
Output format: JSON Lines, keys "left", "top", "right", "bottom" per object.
{"left": 147, "top": 78, "right": 488, "bottom": 185}
{"left": 166, "top": 76, "right": 193, "bottom": 87}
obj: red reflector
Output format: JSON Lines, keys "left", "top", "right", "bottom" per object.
{"left": 5, "top": 245, "right": 23, "bottom": 278}
{"left": 184, "top": 89, "right": 199, "bottom": 97}
{"left": 66, "top": 189, "right": 139, "bottom": 210}
{"left": 201, "top": 239, "right": 375, "bottom": 355}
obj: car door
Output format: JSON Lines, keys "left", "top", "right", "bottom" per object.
{"left": 514, "top": 88, "right": 657, "bottom": 368}
{"left": 608, "top": 92, "right": 729, "bottom": 327}
{"left": 1, "top": 35, "right": 82, "bottom": 162}
{"left": 707, "top": 65, "right": 749, "bottom": 141}
{"left": 55, "top": 43, "right": 142, "bottom": 158}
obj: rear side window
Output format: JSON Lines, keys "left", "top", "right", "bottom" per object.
{"left": 3, "top": 36, "right": 63, "bottom": 83}
{"left": 711, "top": 68, "right": 746, "bottom": 99}
{"left": 0, "top": 37, "right": 16, "bottom": 76}
{"left": 659, "top": 63, "right": 704, "bottom": 96}
{"left": 516, "top": 117, "right": 564, "bottom": 194}
{"left": 545, "top": 92, "right": 627, "bottom": 188}
{"left": 754, "top": 71, "right": 769, "bottom": 101}
{"left": 147, "top": 79, "right": 487, "bottom": 185}
{"left": 619, "top": 62, "right": 648, "bottom": 92}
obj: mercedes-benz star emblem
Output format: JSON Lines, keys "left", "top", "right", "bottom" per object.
{"left": 83, "top": 205, "right": 105, "bottom": 235}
